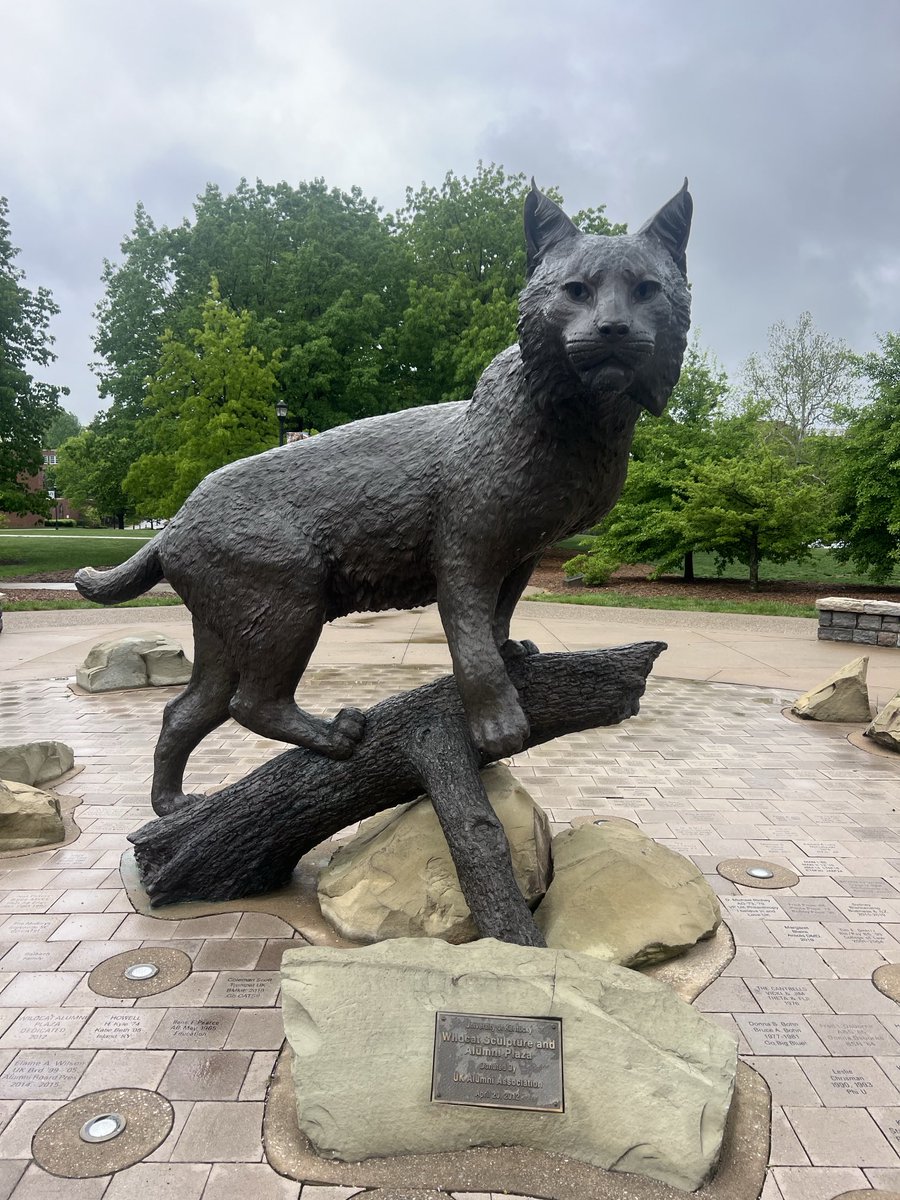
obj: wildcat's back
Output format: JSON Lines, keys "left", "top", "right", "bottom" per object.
{"left": 157, "top": 398, "right": 467, "bottom": 621}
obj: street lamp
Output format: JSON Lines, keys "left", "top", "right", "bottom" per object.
{"left": 275, "top": 400, "right": 288, "bottom": 447}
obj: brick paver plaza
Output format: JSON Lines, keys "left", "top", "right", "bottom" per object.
{"left": 0, "top": 600, "right": 899, "bottom": 1199}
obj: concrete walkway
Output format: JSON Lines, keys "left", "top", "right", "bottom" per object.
{"left": 2, "top": 598, "right": 898, "bottom": 703}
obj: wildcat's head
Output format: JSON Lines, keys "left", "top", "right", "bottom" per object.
{"left": 518, "top": 182, "right": 692, "bottom": 416}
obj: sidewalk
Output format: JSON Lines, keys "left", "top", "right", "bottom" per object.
{"left": 2, "top": 598, "right": 898, "bottom": 704}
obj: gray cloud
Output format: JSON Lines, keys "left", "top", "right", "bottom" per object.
{"left": 3, "top": 0, "right": 899, "bottom": 421}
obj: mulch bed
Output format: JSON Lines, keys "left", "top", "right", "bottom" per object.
{"left": 530, "top": 552, "right": 900, "bottom": 608}
{"left": 5, "top": 559, "right": 900, "bottom": 610}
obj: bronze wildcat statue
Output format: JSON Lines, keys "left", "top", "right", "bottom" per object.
{"left": 77, "top": 182, "right": 692, "bottom": 815}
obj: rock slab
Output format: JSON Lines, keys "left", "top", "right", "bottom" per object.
{"left": 317, "top": 764, "right": 551, "bottom": 943}
{"left": 0, "top": 780, "right": 65, "bottom": 849}
{"left": 535, "top": 822, "right": 721, "bottom": 966}
{"left": 865, "top": 692, "right": 900, "bottom": 753}
{"left": 791, "top": 656, "right": 872, "bottom": 722}
{"left": 76, "top": 634, "right": 192, "bottom": 692}
{"left": 281, "top": 938, "right": 737, "bottom": 1191}
{"left": 0, "top": 741, "right": 74, "bottom": 786}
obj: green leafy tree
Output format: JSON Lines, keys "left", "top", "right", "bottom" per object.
{"left": 568, "top": 340, "right": 728, "bottom": 581}
{"left": 0, "top": 196, "right": 66, "bottom": 514}
{"left": 742, "top": 311, "right": 858, "bottom": 459}
{"left": 393, "top": 163, "right": 625, "bottom": 407}
{"left": 93, "top": 203, "right": 178, "bottom": 420}
{"left": 124, "top": 280, "right": 280, "bottom": 517}
{"left": 674, "top": 422, "right": 830, "bottom": 589}
{"left": 94, "top": 179, "right": 407, "bottom": 437}
{"left": 55, "top": 423, "right": 139, "bottom": 528}
{"left": 43, "top": 408, "right": 82, "bottom": 449}
{"left": 833, "top": 333, "right": 900, "bottom": 580}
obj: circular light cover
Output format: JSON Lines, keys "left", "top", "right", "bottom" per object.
{"left": 123, "top": 963, "right": 159, "bottom": 981}
{"left": 79, "top": 1113, "right": 127, "bottom": 1143}
{"left": 746, "top": 866, "right": 775, "bottom": 880}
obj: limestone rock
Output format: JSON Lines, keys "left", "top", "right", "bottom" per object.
{"left": 76, "top": 634, "right": 192, "bottom": 692}
{"left": 0, "top": 741, "right": 74, "bottom": 786}
{"left": 317, "top": 764, "right": 550, "bottom": 943}
{"left": 0, "top": 780, "right": 65, "bottom": 850}
{"left": 281, "top": 938, "right": 737, "bottom": 1190}
{"left": 535, "top": 823, "right": 720, "bottom": 966}
{"left": 791, "top": 656, "right": 872, "bottom": 722}
{"left": 865, "top": 692, "right": 900, "bottom": 753}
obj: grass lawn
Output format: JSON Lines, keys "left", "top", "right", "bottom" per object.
{"left": 1, "top": 596, "right": 184, "bottom": 612}
{"left": 0, "top": 528, "right": 157, "bottom": 579}
{"left": 526, "top": 592, "right": 818, "bottom": 618}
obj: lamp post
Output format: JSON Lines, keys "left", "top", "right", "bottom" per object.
{"left": 275, "top": 400, "right": 288, "bottom": 447}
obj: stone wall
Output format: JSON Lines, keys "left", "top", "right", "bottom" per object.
{"left": 816, "top": 596, "right": 900, "bottom": 647}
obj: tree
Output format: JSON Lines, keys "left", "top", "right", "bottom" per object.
{"left": 393, "top": 163, "right": 625, "bottom": 408}
{"left": 833, "top": 332, "right": 900, "bottom": 581}
{"left": 569, "top": 340, "right": 728, "bottom": 581}
{"left": 124, "top": 280, "right": 281, "bottom": 517}
{"left": 742, "top": 312, "right": 858, "bottom": 458}
{"left": 43, "top": 408, "right": 81, "bottom": 449}
{"left": 94, "top": 179, "right": 408, "bottom": 437}
{"left": 0, "top": 196, "right": 66, "bottom": 514}
{"left": 674, "top": 419, "right": 830, "bottom": 589}
{"left": 55, "top": 423, "right": 139, "bottom": 528}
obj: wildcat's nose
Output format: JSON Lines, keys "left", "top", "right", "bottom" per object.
{"left": 597, "top": 320, "right": 630, "bottom": 340}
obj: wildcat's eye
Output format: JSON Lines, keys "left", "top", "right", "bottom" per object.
{"left": 634, "top": 280, "right": 661, "bottom": 301}
{"left": 564, "top": 281, "right": 591, "bottom": 302}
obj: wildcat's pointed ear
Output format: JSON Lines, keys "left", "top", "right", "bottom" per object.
{"left": 637, "top": 179, "right": 692, "bottom": 276}
{"left": 524, "top": 180, "right": 579, "bottom": 277}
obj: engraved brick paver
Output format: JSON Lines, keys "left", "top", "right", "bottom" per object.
{"left": 0, "top": 659, "right": 899, "bottom": 1195}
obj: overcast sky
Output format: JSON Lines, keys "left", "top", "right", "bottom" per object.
{"left": 4, "top": 0, "right": 900, "bottom": 423}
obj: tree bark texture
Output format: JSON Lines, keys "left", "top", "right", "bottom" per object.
{"left": 129, "top": 642, "right": 665, "bottom": 944}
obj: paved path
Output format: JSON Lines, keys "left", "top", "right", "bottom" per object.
{"left": 2, "top": 598, "right": 898, "bottom": 703}
{"left": 0, "top": 600, "right": 899, "bottom": 1198}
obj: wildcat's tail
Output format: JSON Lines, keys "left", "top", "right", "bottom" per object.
{"left": 75, "top": 539, "right": 164, "bottom": 604}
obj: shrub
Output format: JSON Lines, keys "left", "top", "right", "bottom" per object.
{"left": 563, "top": 549, "right": 620, "bottom": 586}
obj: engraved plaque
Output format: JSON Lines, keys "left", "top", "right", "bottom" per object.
{"left": 431, "top": 1011, "right": 563, "bottom": 1113}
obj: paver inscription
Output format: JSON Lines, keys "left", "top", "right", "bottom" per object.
{"left": 724, "top": 897, "right": 784, "bottom": 920}
{"left": 0, "top": 1051, "right": 92, "bottom": 1097}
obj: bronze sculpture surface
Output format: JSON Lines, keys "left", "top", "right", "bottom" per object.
{"left": 77, "top": 182, "right": 692, "bottom": 819}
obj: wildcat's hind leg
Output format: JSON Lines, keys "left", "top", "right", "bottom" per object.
{"left": 226, "top": 591, "right": 364, "bottom": 757}
{"left": 151, "top": 622, "right": 240, "bottom": 816}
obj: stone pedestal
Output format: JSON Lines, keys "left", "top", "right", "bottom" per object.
{"left": 317, "top": 764, "right": 551, "bottom": 942}
{"left": 281, "top": 938, "right": 737, "bottom": 1191}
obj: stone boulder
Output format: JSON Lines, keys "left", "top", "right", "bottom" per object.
{"left": 281, "top": 938, "right": 737, "bottom": 1190}
{"left": 0, "top": 742, "right": 74, "bottom": 787}
{"left": 0, "top": 780, "right": 65, "bottom": 850}
{"left": 534, "top": 822, "right": 720, "bottom": 967}
{"left": 317, "top": 764, "right": 551, "bottom": 943}
{"left": 865, "top": 692, "right": 900, "bottom": 753}
{"left": 791, "top": 656, "right": 871, "bottom": 722}
{"left": 76, "top": 633, "right": 192, "bottom": 692}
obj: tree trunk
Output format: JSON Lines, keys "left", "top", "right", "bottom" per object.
{"left": 129, "top": 642, "right": 665, "bottom": 945}
{"left": 683, "top": 551, "right": 694, "bottom": 582}
{"left": 749, "top": 532, "right": 760, "bottom": 591}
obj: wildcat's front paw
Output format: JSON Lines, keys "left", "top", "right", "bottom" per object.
{"left": 326, "top": 707, "right": 366, "bottom": 759}
{"left": 499, "top": 638, "right": 540, "bottom": 663}
{"left": 470, "top": 702, "right": 530, "bottom": 759}
{"left": 152, "top": 791, "right": 204, "bottom": 817}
